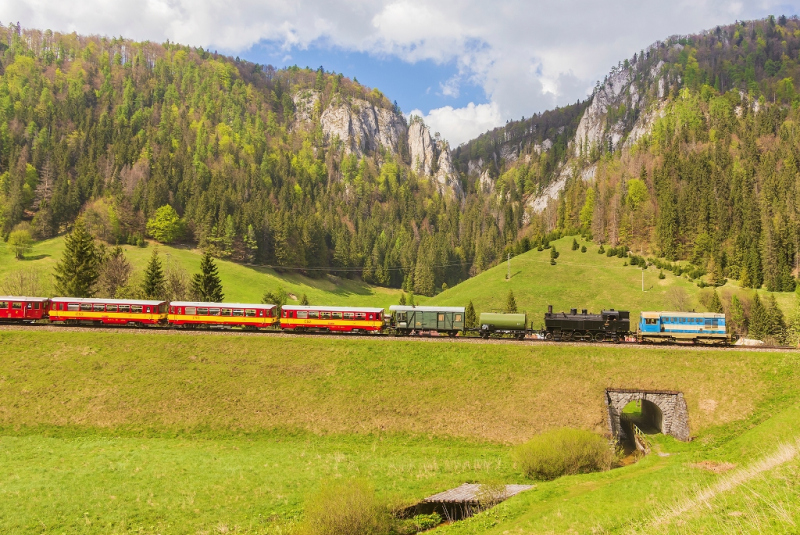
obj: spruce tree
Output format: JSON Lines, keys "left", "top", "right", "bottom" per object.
{"left": 398, "top": 293, "right": 406, "bottom": 306}
{"left": 748, "top": 293, "right": 768, "bottom": 340}
{"left": 505, "top": 290, "right": 518, "bottom": 313}
{"left": 300, "top": 293, "right": 309, "bottom": 305}
{"left": 730, "top": 295, "right": 746, "bottom": 335}
{"left": 708, "top": 290, "right": 724, "bottom": 313}
{"left": 191, "top": 252, "right": 224, "bottom": 302}
{"left": 54, "top": 219, "right": 99, "bottom": 297}
{"left": 571, "top": 238, "right": 579, "bottom": 251}
{"left": 465, "top": 300, "right": 477, "bottom": 329}
{"left": 142, "top": 248, "right": 166, "bottom": 300}
{"left": 766, "top": 294, "right": 786, "bottom": 343}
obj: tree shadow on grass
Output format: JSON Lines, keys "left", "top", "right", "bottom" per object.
{"left": 241, "top": 264, "right": 374, "bottom": 298}
{"left": 20, "top": 254, "right": 50, "bottom": 261}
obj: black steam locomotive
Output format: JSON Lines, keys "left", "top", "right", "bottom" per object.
{"left": 543, "top": 305, "right": 630, "bottom": 342}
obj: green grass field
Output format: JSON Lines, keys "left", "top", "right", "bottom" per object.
{"left": 1, "top": 329, "right": 799, "bottom": 533}
{"left": 430, "top": 236, "right": 798, "bottom": 324}
{"left": 0, "top": 236, "right": 410, "bottom": 308}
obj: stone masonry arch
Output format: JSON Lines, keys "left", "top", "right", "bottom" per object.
{"left": 605, "top": 389, "right": 690, "bottom": 442}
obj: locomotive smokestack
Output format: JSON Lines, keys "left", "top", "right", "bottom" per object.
{"left": 548, "top": 305, "right": 553, "bottom": 314}
{"left": 582, "top": 309, "right": 587, "bottom": 315}
{"left": 570, "top": 308, "right": 577, "bottom": 315}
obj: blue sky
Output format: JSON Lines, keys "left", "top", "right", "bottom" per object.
{"left": 7, "top": 0, "right": 800, "bottom": 144}
{"left": 243, "top": 42, "right": 486, "bottom": 116}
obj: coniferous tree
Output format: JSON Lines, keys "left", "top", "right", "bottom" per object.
{"left": 708, "top": 290, "right": 723, "bottom": 314}
{"left": 766, "top": 294, "right": 786, "bottom": 343}
{"left": 300, "top": 293, "right": 309, "bottom": 305}
{"left": 730, "top": 295, "right": 746, "bottom": 335}
{"left": 54, "top": 219, "right": 99, "bottom": 297}
{"left": 408, "top": 292, "right": 415, "bottom": 307}
{"left": 748, "top": 293, "right": 769, "bottom": 340}
{"left": 465, "top": 300, "right": 477, "bottom": 329}
{"left": 398, "top": 293, "right": 406, "bottom": 306}
{"left": 191, "top": 252, "right": 224, "bottom": 302}
{"left": 505, "top": 290, "right": 518, "bottom": 313}
{"left": 571, "top": 238, "right": 579, "bottom": 251}
{"left": 142, "top": 248, "right": 166, "bottom": 300}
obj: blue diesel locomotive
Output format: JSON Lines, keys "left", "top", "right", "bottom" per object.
{"left": 637, "top": 311, "right": 729, "bottom": 345}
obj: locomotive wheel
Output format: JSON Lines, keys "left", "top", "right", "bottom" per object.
{"left": 544, "top": 332, "right": 553, "bottom": 341}
{"left": 593, "top": 333, "right": 605, "bottom": 342}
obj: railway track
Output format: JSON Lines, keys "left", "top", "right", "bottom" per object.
{"left": 0, "top": 323, "right": 795, "bottom": 352}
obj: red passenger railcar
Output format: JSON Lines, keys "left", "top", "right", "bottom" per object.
{"left": 280, "top": 305, "right": 385, "bottom": 332}
{"left": 49, "top": 298, "right": 168, "bottom": 325}
{"left": 168, "top": 302, "right": 278, "bottom": 329}
{"left": 0, "top": 296, "right": 50, "bottom": 322}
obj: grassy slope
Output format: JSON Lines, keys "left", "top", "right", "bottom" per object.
{"left": 0, "top": 236, "right": 411, "bottom": 308}
{"left": 0, "top": 329, "right": 799, "bottom": 533}
{"left": 430, "top": 236, "right": 797, "bottom": 324}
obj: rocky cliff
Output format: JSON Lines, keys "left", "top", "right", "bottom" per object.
{"left": 294, "top": 91, "right": 463, "bottom": 198}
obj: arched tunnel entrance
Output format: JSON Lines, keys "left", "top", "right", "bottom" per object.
{"left": 605, "top": 389, "right": 690, "bottom": 443}
{"left": 619, "top": 399, "right": 664, "bottom": 452}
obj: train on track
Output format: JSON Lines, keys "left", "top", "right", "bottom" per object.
{"left": 0, "top": 294, "right": 736, "bottom": 345}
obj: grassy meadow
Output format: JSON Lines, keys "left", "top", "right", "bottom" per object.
{"left": 0, "top": 236, "right": 411, "bottom": 308}
{"left": 430, "top": 235, "right": 798, "bottom": 324}
{"left": 0, "top": 328, "right": 799, "bottom": 533}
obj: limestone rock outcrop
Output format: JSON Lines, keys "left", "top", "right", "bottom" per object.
{"left": 292, "top": 92, "right": 463, "bottom": 198}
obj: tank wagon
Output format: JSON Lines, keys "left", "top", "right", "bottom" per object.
{"left": 543, "top": 305, "right": 630, "bottom": 342}
{"left": 388, "top": 305, "right": 465, "bottom": 336}
{"left": 638, "top": 311, "right": 729, "bottom": 344}
{"left": 479, "top": 312, "right": 528, "bottom": 339}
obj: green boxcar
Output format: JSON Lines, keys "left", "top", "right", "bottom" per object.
{"left": 479, "top": 312, "right": 527, "bottom": 339}
{"left": 389, "top": 306, "right": 465, "bottom": 336}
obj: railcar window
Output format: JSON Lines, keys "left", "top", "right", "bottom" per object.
{"left": 119, "top": 305, "right": 130, "bottom": 313}
{"left": 131, "top": 305, "right": 143, "bottom": 314}
{"left": 397, "top": 312, "right": 406, "bottom": 322}
{"left": 67, "top": 303, "right": 79, "bottom": 311}
{"left": 438, "top": 314, "right": 445, "bottom": 321}
{"left": 332, "top": 312, "right": 342, "bottom": 319}
{"left": 107, "top": 305, "right": 118, "bottom": 312}
{"left": 321, "top": 312, "right": 330, "bottom": 319}
{"left": 308, "top": 311, "right": 319, "bottom": 319}
{"left": 297, "top": 311, "right": 308, "bottom": 319}
{"left": 356, "top": 313, "right": 366, "bottom": 320}
{"left": 93, "top": 304, "right": 105, "bottom": 311}
{"left": 680, "top": 318, "right": 686, "bottom": 323}
{"left": 344, "top": 312, "right": 354, "bottom": 320}
{"left": 232, "top": 309, "right": 244, "bottom": 317}
{"left": 185, "top": 307, "right": 197, "bottom": 315}
{"left": 198, "top": 308, "right": 209, "bottom": 315}
{"left": 0, "top": 301, "right": 7, "bottom": 308}
{"left": 645, "top": 318, "right": 658, "bottom": 325}
{"left": 209, "top": 308, "right": 220, "bottom": 316}
{"left": 455, "top": 314, "right": 462, "bottom": 322}
{"left": 12, "top": 302, "right": 22, "bottom": 309}
{"left": 245, "top": 309, "right": 256, "bottom": 317}
{"left": 220, "top": 309, "right": 231, "bottom": 316}
{"left": 160, "top": 304, "right": 167, "bottom": 313}
{"left": 79, "top": 303, "right": 91, "bottom": 311}
{"left": 33, "top": 302, "right": 40, "bottom": 310}
{"left": 26, "top": 302, "right": 32, "bottom": 309}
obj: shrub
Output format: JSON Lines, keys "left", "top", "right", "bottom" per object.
{"left": 513, "top": 428, "right": 613, "bottom": 481}
{"left": 581, "top": 245, "right": 587, "bottom": 253}
{"left": 598, "top": 245, "right": 605, "bottom": 254}
{"left": 302, "top": 479, "right": 391, "bottom": 535}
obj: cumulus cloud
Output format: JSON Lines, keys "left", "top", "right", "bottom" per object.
{"left": 4, "top": 0, "right": 794, "bottom": 144}
{"left": 409, "top": 103, "right": 503, "bottom": 146}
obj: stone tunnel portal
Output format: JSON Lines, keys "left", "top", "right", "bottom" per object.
{"left": 605, "top": 389, "right": 690, "bottom": 442}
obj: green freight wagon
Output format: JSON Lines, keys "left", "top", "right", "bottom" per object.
{"left": 478, "top": 312, "right": 528, "bottom": 339}
{"left": 388, "top": 305, "right": 465, "bottom": 336}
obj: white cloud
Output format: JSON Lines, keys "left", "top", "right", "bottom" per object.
{"left": 409, "top": 102, "right": 503, "bottom": 146}
{"left": 3, "top": 0, "right": 795, "bottom": 144}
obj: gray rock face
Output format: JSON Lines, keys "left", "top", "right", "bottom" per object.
{"left": 292, "top": 91, "right": 462, "bottom": 198}
{"left": 408, "top": 119, "right": 436, "bottom": 176}
{"left": 320, "top": 97, "right": 405, "bottom": 157}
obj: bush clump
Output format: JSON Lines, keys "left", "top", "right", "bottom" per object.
{"left": 513, "top": 428, "right": 613, "bottom": 481}
{"left": 301, "top": 479, "right": 391, "bottom": 535}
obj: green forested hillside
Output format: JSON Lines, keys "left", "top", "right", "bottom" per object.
{"left": 483, "top": 17, "right": 800, "bottom": 300}
{"left": 0, "top": 25, "right": 521, "bottom": 297}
